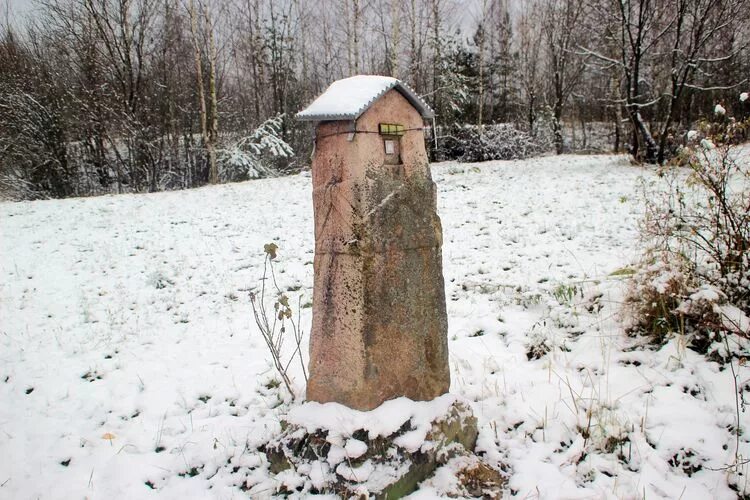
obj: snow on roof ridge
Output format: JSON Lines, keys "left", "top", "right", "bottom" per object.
{"left": 398, "top": 79, "right": 433, "bottom": 117}
{"left": 297, "top": 75, "right": 434, "bottom": 121}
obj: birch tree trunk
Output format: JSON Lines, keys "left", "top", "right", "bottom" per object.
{"left": 205, "top": 2, "right": 218, "bottom": 184}
{"left": 188, "top": 0, "right": 218, "bottom": 185}
{"left": 344, "top": 0, "right": 352, "bottom": 75}
{"left": 389, "top": 0, "right": 399, "bottom": 78}
{"left": 188, "top": 0, "right": 207, "bottom": 181}
{"left": 352, "top": 0, "right": 360, "bottom": 74}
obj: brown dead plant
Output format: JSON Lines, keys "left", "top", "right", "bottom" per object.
{"left": 250, "top": 243, "right": 308, "bottom": 398}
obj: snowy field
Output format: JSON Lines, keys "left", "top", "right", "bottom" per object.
{"left": 1, "top": 154, "right": 748, "bottom": 498}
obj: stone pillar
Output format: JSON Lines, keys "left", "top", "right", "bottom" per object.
{"left": 306, "top": 90, "right": 450, "bottom": 411}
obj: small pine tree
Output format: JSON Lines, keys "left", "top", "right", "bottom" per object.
{"left": 219, "top": 115, "right": 294, "bottom": 181}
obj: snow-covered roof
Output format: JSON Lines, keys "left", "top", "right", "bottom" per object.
{"left": 296, "top": 75, "right": 434, "bottom": 121}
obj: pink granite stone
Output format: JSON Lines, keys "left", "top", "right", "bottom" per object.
{"left": 306, "top": 89, "right": 449, "bottom": 410}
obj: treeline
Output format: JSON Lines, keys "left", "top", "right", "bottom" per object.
{"left": 1, "top": 0, "right": 749, "bottom": 200}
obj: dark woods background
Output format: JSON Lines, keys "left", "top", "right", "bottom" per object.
{"left": 1, "top": 0, "right": 749, "bottom": 200}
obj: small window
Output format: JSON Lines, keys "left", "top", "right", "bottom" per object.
{"left": 384, "top": 139, "right": 395, "bottom": 155}
{"left": 379, "top": 123, "right": 405, "bottom": 136}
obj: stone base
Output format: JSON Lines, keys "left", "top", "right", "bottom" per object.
{"left": 258, "top": 395, "right": 504, "bottom": 498}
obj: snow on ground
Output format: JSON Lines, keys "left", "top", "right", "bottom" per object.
{"left": 1, "top": 154, "right": 748, "bottom": 498}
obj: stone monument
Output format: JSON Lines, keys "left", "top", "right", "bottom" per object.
{"left": 252, "top": 77, "right": 505, "bottom": 498}
{"left": 297, "top": 75, "right": 450, "bottom": 411}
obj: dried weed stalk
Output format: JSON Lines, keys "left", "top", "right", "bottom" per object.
{"left": 250, "top": 243, "right": 308, "bottom": 397}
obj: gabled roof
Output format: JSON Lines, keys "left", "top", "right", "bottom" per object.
{"left": 296, "top": 75, "right": 434, "bottom": 121}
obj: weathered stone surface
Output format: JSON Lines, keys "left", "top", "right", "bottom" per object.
{"left": 261, "top": 399, "right": 484, "bottom": 498}
{"left": 307, "top": 88, "right": 450, "bottom": 410}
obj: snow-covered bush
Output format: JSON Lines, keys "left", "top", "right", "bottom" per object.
{"left": 625, "top": 261, "right": 721, "bottom": 354}
{"left": 0, "top": 89, "right": 73, "bottom": 199}
{"left": 626, "top": 137, "right": 749, "bottom": 359}
{"left": 219, "top": 115, "right": 293, "bottom": 181}
{"left": 433, "top": 123, "right": 551, "bottom": 162}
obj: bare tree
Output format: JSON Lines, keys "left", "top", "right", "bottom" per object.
{"left": 582, "top": 0, "right": 664, "bottom": 161}
{"left": 583, "top": 0, "right": 748, "bottom": 163}
{"left": 517, "top": 0, "right": 544, "bottom": 135}
{"left": 205, "top": 2, "right": 219, "bottom": 184}
{"left": 655, "top": 0, "right": 748, "bottom": 164}
{"left": 405, "top": 0, "right": 430, "bottom": 93}
{"left": 390, "top": 0, "right": 400, "bottom": 77}
{"left": 474, "top": 0, "right": 489, "bottom": 127}
{"left": 188, "top": 0, "right": 219, "bottom": 183}
{"left": 3, "top": 0, "right": 748, "bottom": 199}
{"left": 542, "top": 0, "right": 587, "bottom": 154}
{"left": 484, "top": 0, "right": 514, "bottom": 123}
{"left": 348, "top": 0, "right": 362, "bottom": 74}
